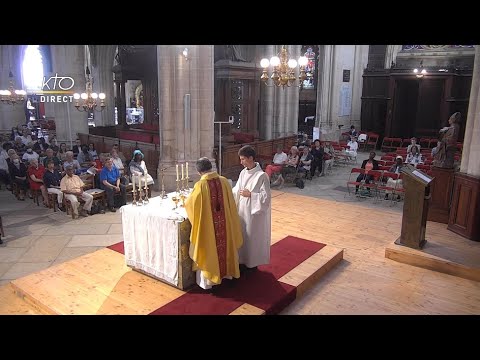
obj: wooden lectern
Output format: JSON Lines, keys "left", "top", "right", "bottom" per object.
{"left": 395, "top": 165, "right": 434, "bottom": 249}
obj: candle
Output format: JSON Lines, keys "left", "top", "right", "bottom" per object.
{"left": 138, "top": 175, "right": 142, "bottom": 192}
{"left": 144, "top": 175, "right": 147, "bottom": 189}
{"left": 132, "top": 174, "right": 136, "bottom": 192}
{"left": 181, "top": 164, "right": 184, "bottom": 180}
{"left": 176, "top": 164, "right": 179, "bottom": 181}
{"left": 186, "top": 162, "right": 188, "bottom": 178}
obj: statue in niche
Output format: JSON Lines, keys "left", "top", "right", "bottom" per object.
{"left": 225, "top": 45, "right": 248, "bottom": 62}
{"left": 433, "top": 112, "right": 461, "bottom": 168}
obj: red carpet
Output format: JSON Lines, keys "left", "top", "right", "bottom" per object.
{"left": 107, "top": 236, "right": 325, "bottom": 315}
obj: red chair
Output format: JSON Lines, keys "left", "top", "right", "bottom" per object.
{"left": 377, "top": 172, "right": 400, "bottom": 203}
{"left": 364, "top": 133, "right": 379, "bottom": 151}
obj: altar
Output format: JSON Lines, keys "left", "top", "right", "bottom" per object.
{"left": 119, "top": 193, "right": 195, "bottom": 290}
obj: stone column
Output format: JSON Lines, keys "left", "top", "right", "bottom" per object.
{"left": 157, "top": 45, "right": 215, "bottom": 191}
{"left": 447, "top": 45, "right": 480, "bottom": 241}
{"left": 460, "top": 46, "right": 480, "bottom": 176}
{"left": 90, "top": 45, "right": 116, "bottom": 127}
{"left": 259, "top": 45, "right": 274, "bottom": 140}
{"left": 44, "top": 45, "right": 87, "bottom": 145}
{"left": 316, "top": 45, "right": 335, "bottom": 140}
{"left": 0, "top": 45, "right": 25, "bottom": 131}
{"left": 259, "top": 45, "right": 301, "bottom": 139}
{"left": 285, "top": 44, "right": 301, "bottom": 136}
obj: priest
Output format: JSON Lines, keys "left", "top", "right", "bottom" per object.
{"left": 185, "top": 157, "right": 244, "bottom": 290}
{"left": 232, "top": 145, "right": 271, "bottom": 270}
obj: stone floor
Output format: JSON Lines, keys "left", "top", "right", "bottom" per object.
{"left": 0, "top": 150, "right": 400, "bottom": 287}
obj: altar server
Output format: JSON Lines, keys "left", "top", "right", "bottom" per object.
{"left": 232, "top": 145, "right": 271, "bottom": 270}
{"left": 185, "top": 157, "right": 244, "bottom": 290}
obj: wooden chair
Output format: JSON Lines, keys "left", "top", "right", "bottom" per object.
{"left": 31, "top": 188, "right": 41, "bottom": 206}
{"left": 48, "top": 192, "right": 58, "bottom": 212}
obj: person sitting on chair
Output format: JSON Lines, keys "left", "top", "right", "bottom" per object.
{"left": 345, "top": 136, "right": 359, "bottom": 161}
{"left": 407, "top": 137, "right": 421, "bottom": 155}
{"left": 265, "top": 145, "right": 287, "bottom": 181}
{"left": 273, "top": 146, "right": 299, "bottom": 187}
{"left": 310, "top": 139, "right": 324, "bottom": 177}
{"left": 129, "top": 150, "right": 154, "bottom": 186}
{"left": 43, "top": 159, "right": 65, "bottom": 211}
{"left": 60, "top": 165, "right": 93, "bottom": 218}
{"left": 355, "top": 151, "right": 379, "bottom": 195}
{"left": 298, "top": 146, "right": 314, "bottom": 179}
{"left": 100, "top": 157, "right": 127, "bottom": 212}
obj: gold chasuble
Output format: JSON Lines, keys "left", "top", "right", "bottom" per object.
{"left": 185, "top": 172, "right": 243, "bottom": 285}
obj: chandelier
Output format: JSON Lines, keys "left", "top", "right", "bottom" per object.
{"left": 73, "top": 66, "right": 106, "bottom": 112}
{"left": 0, "top": 71, "right": 27, "bottom": 105}
{"left": 260, "top": 46, "right": 309, "bottom": 88}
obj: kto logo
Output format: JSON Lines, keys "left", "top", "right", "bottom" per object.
{"left": 37, "top": 73, "right": 75, "bottom": 103}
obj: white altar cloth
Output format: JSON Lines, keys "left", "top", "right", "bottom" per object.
{"left": 120, "top": 192, "right": 189, "bottom": 287}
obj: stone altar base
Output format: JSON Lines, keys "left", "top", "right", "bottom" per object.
{"left": 1, "top": 236, "right": 343, "bottom": 315}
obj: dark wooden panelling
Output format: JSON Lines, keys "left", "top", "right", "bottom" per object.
{"left": 361, "top": 73, "right": 472, "bottom": 139}
{"left": 428, "top": 167, "right": 456, "bottom": 224}
{"left": 448, "top": 172, "right": 480, "bottom": 241}
{"left": 415, "top": 79, "right": 445, "bottom": 138}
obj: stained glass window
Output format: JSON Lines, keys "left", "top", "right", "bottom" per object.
{"left": 303, "top": 47, "right": 316, "bottom": 89}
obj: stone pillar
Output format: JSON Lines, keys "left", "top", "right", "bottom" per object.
{"left": 448, "top": 45, "right": 480, "bottom": 241}
{"left": 44, "top": 45, "right": 87, "bottom": 145}
{"left": 285, "top": 45, "right": 301, "bottom": 136}
{"left": 260, "top": 45, "right": 274, "bottom": 140}
{"left": 316, "top": 45, "right": 335, "bottom": 140}
{"left": 157, "top": 45, "right": 215, "bottom": 191}
{"left": 0, "top": 45, "right": 26, "bottom": 131}
{"left": 90, "top": 45, "right": 116, "bottom": 127}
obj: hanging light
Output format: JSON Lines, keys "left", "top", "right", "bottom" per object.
{"left": 73, "top": 66, "right": 106, "bottom": 112}
{"left": 260, "top": 46, "right": 310, "bottom": 88}
{"left": 0, "top": 71, "right": 27, "bottom": 105}
{"left": 413, "top": 60, "right": 427, "bottom": 78}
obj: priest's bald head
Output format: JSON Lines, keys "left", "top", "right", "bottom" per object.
{"left": 196, "top": 157, "right": 213, "bottom": 174}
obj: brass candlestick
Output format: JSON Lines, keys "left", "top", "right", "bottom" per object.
{"left": 182, "top": 176, "right": 189, "bottom": 193}
{"left": 132, "top": 186, "right": 138, "bottom": 206}
{"left": 160, "top": 167, "right": 168, "bottom": 199}
{"left": 176, "top": 179, "right": 181, "bottom": 194}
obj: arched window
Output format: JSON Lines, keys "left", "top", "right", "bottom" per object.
{"left": 301, "top": 46, "right": 318, "bottom": 89}
{"left": 22, "top": 45, "right": 44, "bottom": 91}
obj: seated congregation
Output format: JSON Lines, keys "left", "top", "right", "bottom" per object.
{"left": 261, "top": 131, "right": 463, "bottom": 205}
{"left": 0, "top": 131, "right": 154, "bottom": 219}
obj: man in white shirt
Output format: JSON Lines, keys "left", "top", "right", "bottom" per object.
{"left": 22, "top": 147, "right": 39, "bottom": 162}
{"left": 265, "top": 145, "right": 287, "bottom": 181}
